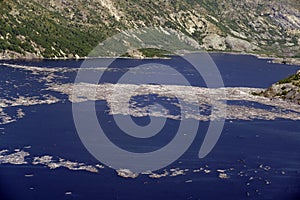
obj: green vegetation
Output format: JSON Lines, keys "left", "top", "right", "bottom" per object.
{"left": 0, "top": 0, "right": 299, "bottom": 59}
{"left": 139, "top": 48, "right": 172, "bottom": 57}
{"left": 0, "top": 0, "right": 112, "bottom": 58}
{"left": 122, "top": 48, "right": 172, "bottom": 58}
{"left": 278, "top": 73, "right": 300, "bottom": 84}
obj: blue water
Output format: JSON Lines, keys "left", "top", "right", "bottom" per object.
{"left": 2, "top": 53, "right": 299, "bottom": 87}
{"left": 0, "top": 54, "right": 300, "bottom": 200}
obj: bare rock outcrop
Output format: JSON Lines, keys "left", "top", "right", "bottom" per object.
{"left": 263, "top": 70, "right": 300, "bottom": 104}
{"left": 202, "top": 34, "right": 226, "bottom": 50}
{"left": 225, "top": 36, "right": 259, "bottom": 52}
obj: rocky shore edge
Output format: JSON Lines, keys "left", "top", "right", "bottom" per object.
{"left": 261, "top": 70, "right": 300, "bottom": 105}
{"left": 1, "top": 50, "right": 300, "bottom": 66}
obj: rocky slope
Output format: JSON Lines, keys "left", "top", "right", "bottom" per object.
{"left": 262, "top": 70, "right": 300, "bottom": 104}
{"left": 0, "top": 0, "right": 299, "bottom": 59}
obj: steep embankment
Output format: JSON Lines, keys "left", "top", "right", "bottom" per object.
{"left": 263, "top": 70, "right": 300, "bottom": 104}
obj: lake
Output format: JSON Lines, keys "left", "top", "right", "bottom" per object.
{"left": 0, "top": 53, "right": 300, "bottom": 200}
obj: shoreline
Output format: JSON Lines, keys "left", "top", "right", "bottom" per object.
{"left": 1, "top": 51, "right": 299, "bottom": 66}
{"left": 211, "top": 51, "right": 300, "bottom": 66}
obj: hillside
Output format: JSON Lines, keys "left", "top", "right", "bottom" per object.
{"left": 262, "top": 70, "right": 300, "bottom": 104}
{"left": 0, "top": 0, "right": 300, "bottom": 60}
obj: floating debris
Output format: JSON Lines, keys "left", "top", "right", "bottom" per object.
{"left": 95, "top": 164, "right": 105, "bottom": 169}
{"left": 0, "top": 149, "right": 8, "bottom": 154}
{"left": 32, "top": 156, "right": 98, "bottom": 173}
{"left": 259, "top": 164, "right": 271, "bottom": 171}
{"left": 218, "top": 173, "right": 230, "bottom": 179}
{"left": 265, "top": 180, "right": 271, "bottom": 185}
{"left": 50, "top": 83, "right": 300, "bottom": 121}
{"left": 0, "top": 108, "right": 16, "bottom": 124}
{"left": 32, "top": 155, "right": 53, "bottom": 165}
{"left": 17, "top": 108, "right": 25, "bottom": 118}
{"left": 170, "top": 168, "right": 188, "bottom": 177}
{"left": 141, "top": 170, "right": 152, "bottom": 175}
{"left": 1, "top": 148, "right": 103, "bottom": 174}
{"left": 0, "top": 150, "right": 29, "bottom": 165}
{"left": 0, "top": 95, "right": 59, "bottom": 125}
{"left": 193, "top": 168, "right": 204, "bottom": 173}
{"left": 238, "top": 171, "right": 246, "bottom": 177}
{"left": 149, "top": 170, "right": 169, "bottom": 179}
{"left": 116, "top": 169, "right": 139, "bottom": 179}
